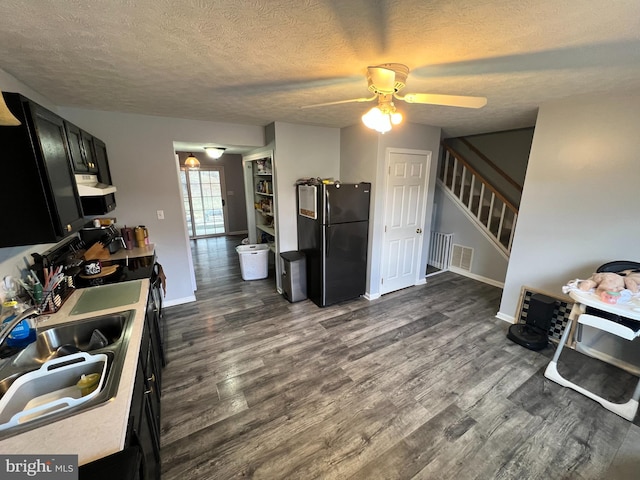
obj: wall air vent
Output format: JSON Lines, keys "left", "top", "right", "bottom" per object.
{"left": 451, "top": 244, "right": 473, "bottom": 271}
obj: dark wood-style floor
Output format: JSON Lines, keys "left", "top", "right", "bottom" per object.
{"left": 160, "top": 236, "right": 640, "bottom": 480}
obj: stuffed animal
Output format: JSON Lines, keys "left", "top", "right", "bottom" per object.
{"left": 619, "top": 269, "right": 640, "bottom": 293}
{"left": 578, "top": 272, "right": 626, "bottom": 294}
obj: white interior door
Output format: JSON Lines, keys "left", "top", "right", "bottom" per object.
{"left": 380, "top": 150, "right": 431, "bottom": 295}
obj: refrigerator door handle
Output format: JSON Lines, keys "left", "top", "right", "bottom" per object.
{"left": 326, "top": 226, "right": 330, "bottom": 256}
{"left": 325, "top": 188, "right": 331, "bottom": 226}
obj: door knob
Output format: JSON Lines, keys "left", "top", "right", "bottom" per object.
{"left": 416, "top": 228, "right": 422, "bottom": 234}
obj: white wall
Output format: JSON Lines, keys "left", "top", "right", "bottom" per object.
{"left": 499, "top": 91, "right": 640, "bottom": 320}
{"left": 57, "top": 107, "right": 265, "bottom": 305}
{"left": 271, "top": 122, "right": 340, "bottom": 254}
{"left": 341, "top": 122, "right": 441, "bottom": 298}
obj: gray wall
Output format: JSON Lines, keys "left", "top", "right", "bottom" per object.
{"left": 176, "top": 151, "right": 247, "bottom": 234}
{"left": 341, "top": 122, "right": 441, "bottom": 297}
{"left": 465, "top": 128, "right": 534, "bottom": 187}
{"left": 499, "top": 91, "right": 640, "bottom": 320}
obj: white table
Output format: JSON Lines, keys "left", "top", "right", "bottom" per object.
{"left": 544, "top": 290, "right": 640, "bottom": 421}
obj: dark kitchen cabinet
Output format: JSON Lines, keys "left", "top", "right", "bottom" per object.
{"left": 65, "top": 121, "right": 88, "bottom": 173}
{"left": 93, "top": 136, "right": 114, "bottom": 185}
{"left": 127, "top": 291, "right": 163, "bottom": 480}
{"left": 80, "top": 130, "right": 99, "bottom": 174}
{"left": 65, "top": 120, "right": 98, "bottom": 174}
{"left": 129, "top": 326, "right": 161, "bottom": 480}
{"left": 0, "top": 92, "right": 85, "bottom": 247}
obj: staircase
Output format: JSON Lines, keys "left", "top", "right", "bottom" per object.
{"left": 438, "top": 143, "right": 519, "bottom": 257}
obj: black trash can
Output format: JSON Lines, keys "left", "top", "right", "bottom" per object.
{"left": 280, "top": 251, "right": 307, "bottom": 303}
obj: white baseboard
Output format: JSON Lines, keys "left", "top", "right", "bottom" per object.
{"left": 364, "top": 292, "right": 381, "bottom": 301}
{"left": 164, "top": 295, "right": 197, "bottom": 307}
{"left": 449, "top": 266, "right": 505, "bottom": 288}
{"left": 495, "top": 311, "right": 515, "bottom": 324}
{"left": 415, "top": 278, "right": 426, "bottom": 285}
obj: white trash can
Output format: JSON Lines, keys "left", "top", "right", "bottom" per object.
{"left": 236, "top": 244, "right": 270, "bottom": 280}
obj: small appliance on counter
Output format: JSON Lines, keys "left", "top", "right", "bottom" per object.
{"left": 79, "top": 224, "right": 126, "bottom": 254}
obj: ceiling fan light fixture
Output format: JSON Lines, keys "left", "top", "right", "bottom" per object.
{"left": 204, "top": 147, "right": 226, "bottom": 159}
{"left": 184, "top": 153, "right": 200, "bottom": 169}
{"left": 0, "top": 92, "right": 21, "bottom": 126}
{"left": 362, "top": 103, "right": 402, "bottom": 134}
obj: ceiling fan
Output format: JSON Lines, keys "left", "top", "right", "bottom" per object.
{"left": 301, "top": 63, "right": 487, "bottom": 133}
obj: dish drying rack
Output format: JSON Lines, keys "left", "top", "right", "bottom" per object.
{"left": 39, "top": 272, "right": 74, "bottom": 314}
{"left": 24, "top": 236, "right": 86, "bottom": 314}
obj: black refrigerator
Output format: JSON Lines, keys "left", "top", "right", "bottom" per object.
{"left": 297, "top": 182, "right": 371, "bottom": 307}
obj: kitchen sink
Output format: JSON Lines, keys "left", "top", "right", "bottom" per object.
{"left": 0, "top": 310, "right": 135, "bottom": 439}
{"left": 11, "top": 313, "right": 128, "bottom": 369}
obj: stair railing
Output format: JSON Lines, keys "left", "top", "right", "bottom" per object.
{"left": 439, "top": 143, "right": 518, "bottom": 256}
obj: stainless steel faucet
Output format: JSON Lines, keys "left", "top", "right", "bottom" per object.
{"left": 0, "top": 306, "right": 39, "bottom": 347}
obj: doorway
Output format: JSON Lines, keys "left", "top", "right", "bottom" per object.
{"left": 180, "top": 166, "right": 229, "bottom": 238}
{"left": 379, "top": 149, "right": 431, "bottom": 295}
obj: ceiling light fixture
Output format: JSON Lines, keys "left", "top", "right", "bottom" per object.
{"left": 184, "top": 153, "right": 200, "bottom": 169}
{"left": 361, "top": 95, "right": 402, "bottom": 134}
{"left": 0, "top": 92, "right": 21, "bottom": 126}
{"left": 204, "top": 147, "right": 226, "bottom": 159}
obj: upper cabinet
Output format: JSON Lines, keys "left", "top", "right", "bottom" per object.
{"left": 92, "top": 137, "right": 113, "bottom": 185}
{"left": 65, "top": 120, "right": 98, "bottom": 175}
{"left": 0, "top": 92, "right": 86, "bottom": 247}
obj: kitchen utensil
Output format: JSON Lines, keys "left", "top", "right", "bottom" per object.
{"left": 83, "top": 242, "right": 110, "bottom": 261}
{"left": 121, "top": 227, "right": 134, "bottom": 250}
{"left": 87, "top": 329, "right": 108, "bottom": 350}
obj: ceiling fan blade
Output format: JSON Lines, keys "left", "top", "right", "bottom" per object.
{"left": 399, "top": 93, "right": 487, "bottom": 109}
{"left": 300, "top": 96, "right": 376, "bottom": 109}
{"left": 367, "top": 66, "right": 396, "bottom": 94}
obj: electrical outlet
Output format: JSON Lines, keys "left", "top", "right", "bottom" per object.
{"left": 157, "top": 210, "right": 165, "bottom": 220}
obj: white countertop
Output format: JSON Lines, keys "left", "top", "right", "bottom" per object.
{"left": 109, "top": 244, "right": 155, "bottom": 262}
{"left": 0, "top": 278, "right": 150, "bottom": 465}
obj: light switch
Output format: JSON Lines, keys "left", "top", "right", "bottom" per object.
{"left": 157, "top": 210, "right": 165, "bottom": 220}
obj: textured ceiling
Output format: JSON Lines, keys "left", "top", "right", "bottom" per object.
{"left": 1, "top": 0, "right": 639, "bottom": 139}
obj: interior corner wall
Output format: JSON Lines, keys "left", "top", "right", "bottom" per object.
{"left": 340, "top": 124, "right": 380, "bottom": 294}
{"left": 499, "top": 91, "right": 640, "bottom": 320}
{"left": 341, "top": 122, "right": 441, "bottom": 297}
{"left": 271, "top": 122, "right": 340, "bottom": 254}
